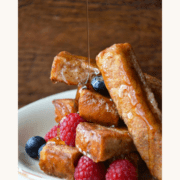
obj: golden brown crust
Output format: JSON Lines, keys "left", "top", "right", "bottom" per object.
{"left": 75, "top": 83, "right": 95, "bottom": 108}
{"left": 47, "top": 137, "right": 65, "bottom": 145}
{"left": 52, "top": 99, "right": 78, "bottom": 123}
{"left": 75, "top": 122, "right": 136, "bottom": 162}
{"left": 39, "top": 138, "right": 81, "bottom": 179}
{"left": 96, "top": 43, "right": 162, "bottom": 180}
{"left": 75, "top": 85, "right": 82, "bottom": 105}
{"left": 78, "top": 89, "right": 120, "bottom": 127}
{"left": 50, "top": 51, "right": 100, "bottom": 85}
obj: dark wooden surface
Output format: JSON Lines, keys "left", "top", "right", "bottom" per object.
{"left": 18, "top": 0, "right": 162, "bottom": 108}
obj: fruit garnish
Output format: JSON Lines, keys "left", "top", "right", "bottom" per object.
{"left": 38, "top": 144, "right": 46, "bottom": 159}
{"left": 91, "top": 75, "right": 109, "bottom": 96}
{"left": 25, "top": 136, "right": 46, "bottom": 159}
{"left": 60, "top": 113, "right": 86, "bottom": 147}
{"left": 44, "top": 124, "right": 60, "bottom": 142}
{"left": 74, "top": 155, "right": 106, "bottom": 180}
{"left": 106, "top": 159, "right": 138, "bottom": 180}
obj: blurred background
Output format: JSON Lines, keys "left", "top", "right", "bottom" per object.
{"left": 18, "top": 0, "right": 162, "bottom": 108}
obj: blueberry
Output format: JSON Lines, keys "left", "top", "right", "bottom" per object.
{"left": 91, "top": 76, "right": 109, "bottom": 96}
{"left": 38, "top": 144, "right": 46, "bottom": 159}
{"left": 25, "top": 136, "right": 46, "bottom": 159}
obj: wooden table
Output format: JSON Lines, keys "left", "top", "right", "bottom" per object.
{"left": 18, "top": 0, "right": 162, "bottom": 108}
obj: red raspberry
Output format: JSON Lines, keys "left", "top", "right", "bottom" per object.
{"left": 74, "top": 156, "right": 106, "bottom": 180}
{"left": 44, "top": 124, "right": 60, "bottom": 142}
{"left": 106, "top": 159, "right": 138, "bottom": 180}
{"left": 60, "top": 113, "right": 86, "bottom": 147}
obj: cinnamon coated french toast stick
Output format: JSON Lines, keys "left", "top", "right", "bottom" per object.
{"left": 145, "top": 73, "right": 162, "bottom": 110}
{"left": 52, "top": 99, "right": 78, "bottom": 123}
{"left": 75, "top": 122, "right": 136, "bottom": 162}
{"left": 39, "top": 137, "right": 81, "bottom": 179}
{"left": 78, "top": 89, "right": 120, "bottom": 126}
{"left": 51, "top": 51, "right": 100, "bottom": 85}
{"left": 96, "top": 43, "right": 162, "bottom": 180}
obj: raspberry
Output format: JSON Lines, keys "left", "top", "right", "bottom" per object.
{"left": 60, "top": 113, "right": 86, "bottom": 147}
{"left": 44, "top": 124, "right": 60, "bottom": 142}
{"left": 74, "top": 156, "right": 106, "bottom": 180}
{"left": 106, "top": 159, "right": 138, "bottom": 180}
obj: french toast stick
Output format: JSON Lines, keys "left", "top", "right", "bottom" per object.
{"left": 96, "top": 43, "right": 162, "bottom": 180}
{"left": 39, "top": 137, "right": 81, "bottom": 179}
{"left": 145, "top": 73, "right": 162, "bottom": 110}
{"left": 75, "top": 83, "right": 96, "bottom": 108}
{"left": 51, "top": 51, "right": 100, "bottom": 85}
{"left": 75, "top": 85, "right": 83, "bottom": 105}
{"left": 52, "top": 99, "right": 78, "bottom": 123}
{"left": 75, "top": 122, "right": 136, "bottom": 162}
{"left": 78, "top": 89, "right": 120, "bottom": 126}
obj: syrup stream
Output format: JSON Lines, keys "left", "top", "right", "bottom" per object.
{"left": 86, "top": 0, "right": 90, "bottom": 84}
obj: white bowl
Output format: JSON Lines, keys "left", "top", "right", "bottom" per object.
{"left": 18, "top": 89, "right": 77, "bottom": 180}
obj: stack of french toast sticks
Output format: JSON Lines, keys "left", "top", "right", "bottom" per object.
{"left": 39, "top": 43, "right": 162, "bottom": 180}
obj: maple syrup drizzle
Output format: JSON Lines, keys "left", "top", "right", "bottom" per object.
{"left": 86, "top": 0, "right": 90, "bottom": 84}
